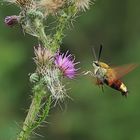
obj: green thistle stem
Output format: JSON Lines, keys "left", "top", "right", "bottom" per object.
{"left": 33, "top": 18, "right": 50, "bottom": 48}
{"left": 32, "top": 96, "right": 51, "bottom": 130}
{"left": 17, "top": 82, "right": 51, "bottom": 140}
{"left": 52, "top": 5, "right": 77, "bottom": 50}
{"left": 17, "top": 4, "right": 78, "bottom": 140}
{"left": 51, "top": 14, "right": 68, "bottom": 50}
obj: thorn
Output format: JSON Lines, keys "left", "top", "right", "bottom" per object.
{"left": 33, "top": 131, "right": 44, "bottom": 138}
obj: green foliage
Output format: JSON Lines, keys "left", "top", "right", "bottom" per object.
{"left": 0, "top": 0, "right": 140, "bottom": 140}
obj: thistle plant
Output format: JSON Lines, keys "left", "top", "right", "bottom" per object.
{"left": 2, "top": 0, "right": 94, "bottom": 139}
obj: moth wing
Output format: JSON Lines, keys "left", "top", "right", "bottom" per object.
{"left": 105, "top": 64, "right": 137, "bottom": 85}
{"left": 111, "top": 64, "right": 138, "bottom": 80}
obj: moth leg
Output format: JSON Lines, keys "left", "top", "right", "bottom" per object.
{"left": 96, "top": 78, "right": 103, "bottom": 85}
{"left": 96, "top": 79, "right": 104, "bottom": 93}
{"left": 83, "top": 71, "right": 95, "bottom": 76}
{"left": 101, "top": 84, "right": 104, "bottom": 93}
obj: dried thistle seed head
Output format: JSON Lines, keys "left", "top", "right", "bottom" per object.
{"left": 5, "top": 0, "right": 35, "bottom": 9}
{"left": 15, "top": 0, "right": 35, "bottom": 8}
{"left": 39, "top": 0, "right": 65, "bottom": 15}
{"left": 75, "top": 0, "right": 93, "bottom": 11}
{"left": 34, "top": 45, "right": 53, "bottom": 66}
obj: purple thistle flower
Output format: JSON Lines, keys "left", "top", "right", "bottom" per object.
{"left": 4, "top": 15, "right": 19, "bottom": 27}
{"left": 55, "top": 51, "right": 79, "bottom": 79}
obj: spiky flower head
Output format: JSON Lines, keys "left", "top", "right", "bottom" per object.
{"left": 39, "top": 0, "right": 65, "bottom": 15}
{"left": 33, "top": 46, "right": 68, "bottom": 102}
{"left": 55, "top": 51, "right": 79, "bottom": 79}
{"left": 75, "top": 0, "right": 93, "bottom": 11}
{"left": 4, "top": 15, "right": 19, "bottom": 27}
{"left": 34, "top": 45, "right": 53, "bottom": 66}
{"left": 4, "top": 0, "right": 35, "bottom": 9}
{"left": 16, "top": 0, "right": 33, "bottom": 7}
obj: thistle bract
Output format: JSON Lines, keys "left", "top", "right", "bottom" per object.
{"left": 34, "top": 45, "right": 53, "bottom": 65}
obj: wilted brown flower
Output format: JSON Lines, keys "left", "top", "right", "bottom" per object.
{"left": 5, "top": 0, "right": 35, "bottom": 9}
{"left": 75, "top": 0, "right": 92, "bottom": 11}
{"left": 34, "top": 45, "right": 53, "bottom": 66}
{"left": 39, "top": 0, "right": 65, "bottom": 15}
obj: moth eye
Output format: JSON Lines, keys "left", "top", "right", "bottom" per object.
{"left": 95, "top": 62, "right": 99, "bottom": 66}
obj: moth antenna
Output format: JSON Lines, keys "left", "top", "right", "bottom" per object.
{"left": 92, "top": 47, "right": 97, "bottom": 61}
{"left": 98, "top": 44, "right": 103, "bottom": 61}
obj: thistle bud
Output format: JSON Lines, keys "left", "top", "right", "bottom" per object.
{"left": 4, "top": 15, "right": 19, "bottom": 27}
{"left": 34, "top": 45, "right": 53, "bottom": 66}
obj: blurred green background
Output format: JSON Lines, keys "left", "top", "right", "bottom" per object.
{"left": 0, "top": 0, "right": 140, "bottom": 140}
